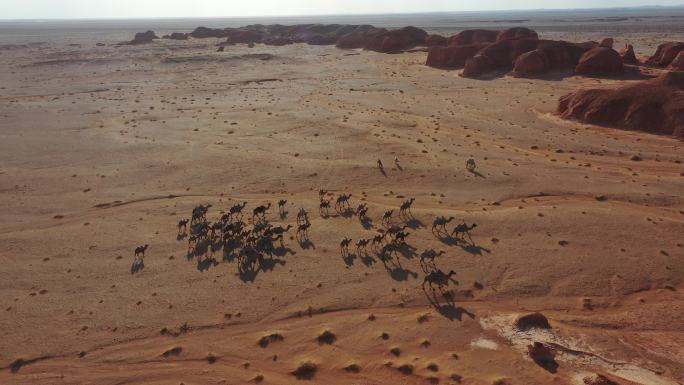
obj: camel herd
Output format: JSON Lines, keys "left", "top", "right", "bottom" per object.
{"left": 133, "top": 189, "right": 479, "bottom": 302}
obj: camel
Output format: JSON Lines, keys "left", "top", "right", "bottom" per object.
{"left": 399, "top": 198, "right": 415, "bottom": 217}
{"left": 340, "top": 237, "right": 352, "bottom": 256}
{"left": 177, "top": 219, "right": 189, "bottom": 233}
{"left": 297, "top": 207, "right": 310, "bottom": 225}
{"left": 355, "top": 238, "right": 370, "bottom": 254}
{"left": 356, "top": 203, "right": 368, "bottom": 214}
{"left": 335, "top": 194, "right": 352, "bottom": 211}
{"left": 296, "top": 223, "right": 311, "bottom": 239}
{"left": 252, "top": 203, "right": 271, "bottom": 221}
{"left": 134, "top": 244, "right": 149, "bottom": 259}
{"left": 229, "top": 202, "right": 248, "bottom": 220}
{"left": 266, "top": 225, "right": 292, "bottom": 243}
{"left": 319, "top": 200, "right": 331, "bottom": 216}
{"left": 191, "top": 204, "right": 212, "bottom": 224}
{"left": 452, "top": 222, "right": 477, "bottom": 242}
{"left": 393, "top": 231, "right": 410, "bottom": 244}
{"left": 371, "top": 233, "right": 385, "bottom": 250}
{"left": 318, "top": 189, "right": 327, "bottom": 201}
{"left": 432, "top": 216, "right": 455, "bottom": 234}
{"left": 387, "top": 225, "right": 407, "bottom": 236}
{"left": 420, "top": 249, "right": 445, "bottom": 263}
{"left": 278, "top": 199, "right": 287, "bottom": 214}
{"left": 382, "top": 209, "right": 394, "bottom": 225}
{"left": 466, "top": 158, "right": 477, "bottom": 172}
{"left": 358, "top": 206, "right": 369, "bottom": 221}
{"left": 423, "top": 269, "right": 456, "bottom": 290}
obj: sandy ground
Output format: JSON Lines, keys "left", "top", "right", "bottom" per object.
{"left": 0, "top": 30, "right": 683, "bottom": 385}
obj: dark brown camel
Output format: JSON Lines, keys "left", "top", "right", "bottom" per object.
{"left": 382, "top": 209, "right": 394, "bottom": 225}
{"left": 134, "top": 244, "right": 148, "bottom": 259}
{"left": 252, "top": 203, "right": 271, "bottom": 221}
{"left": 177, "top": 219, "right": 189, "bottom": 233}
{"left": 432, "top": 216, "right": 455, "bottom": 234}
{"left": 340, "top": 237, "right": 352, "bottom": 256}
{"left": 335, "top": 194, "right": 352, "bottom": 211}
{"left": 399, "top": 198, "right": 415, "bottom": 217}
{"left": 423, "top": 270, "right": 456, "bottom": 290}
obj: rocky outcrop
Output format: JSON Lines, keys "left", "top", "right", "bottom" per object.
{"left": 515, "top": 312, "right": 551, "bottom": 330}
{"left": 669, "top": 51, "right": 684, "bottom": 71}
{"left": 129, "top": 30, "right": 158, "bottom": 45}
{"left": 462, "top": 38, "right": 540, "bottom": 77}
{"left": 364, "top": 26, "right": 428, "bottom": 53}
{"left": 426, "top": 34, "right": 448, "bottom": 47}
{"left": 426, "top": 44, "right": 487, "bottom": 69}
{"left": 558, "top": 72, "right": 684, "bottom": 138}
{"left": 513, "top": 41, "right": 591, "bottom": 77}
{"left": 497, "top": 27, "right": 539, "bottom": 42}
{"left": 619, "top": 44, "right": 638, "bottom": 64}
{"left": 646, "top": 42, "right": 684, "bottom": 67}
{"left": 447, "top": 29, "right": 498, "bottom": 46}
{"left": 190, "top": 27, "right": 228, "bottom": 39}
{"left": 575, "top": 47, "right": 624, "bottom": 76}
{"left": 599, "top": 38, "right": 614, "bottom": 48}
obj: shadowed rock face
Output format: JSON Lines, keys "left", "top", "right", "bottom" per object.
{"left": 647, "top": 42, "right": 684, "bottom": 67}
{"left": 513, "top": 40, "right": 591, "bottom": 77}
{"left": 558, "top": 72, "right": 684, "bottom": 138}
{"left": 461, "top": 38, "right": 542, "bottom": 78}
{"left": 620, "top": 44, "right": 638, "bottom": 64}
{"left": 425, "top": 34, "right": 448, "bottom": 47}
{"left": 496, "top": 27, "right": 539, "bottom": 42}
{"left": 447, "top": 29, "right": 499, "bottom": 46}
{"left": 129, "top": 30, "right": 158, "bottom": 45}
{"left": 575, "top": 47, "right": 624, "bottom": 76}
{"left": 426, "top": 44, "right": 488, "bottom": 69}
{"left": 668, "top": 51, "right": 684, "bottom": 71}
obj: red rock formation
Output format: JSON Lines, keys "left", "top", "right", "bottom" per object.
{"left": 129, "top": 30, "right": 158, "bottom": 45}
{"left": 336, "top": 26, "right": 387, "bottom": 49}
{"left": 426, "top": 44, "right": 487, "bottom": 69}
{"left": 190, "top": 27, "right": 228, "bottom": 39}
{"left": 619, "top": 44, "right": 638, "bottom": 64}
{"left": 497, "top": 27, "right": 539, "bottom": 41}
{"left": 669, "top": 51, "right": 684, "bottom": 71}
{"left": 558, "top": 72, "right": 684, "bottom": 138}
{"left": 515, "top": 312, "right": 551, "bottom": 330}
{"left": 364, "top": 26, "right": 428, "bottom": 53}
{"left": 447, "top": 29, "right": 498, "bottom": 46}
{"left": 599, "top": 38, "right": 614, "bottom": 48}
{"left": 647, "top": 42, "right": 684, "bottom": 67}
{"left": 513, "top": 41, "right": 590, "bottom": 77}
{"left": 575, "top": 47, "right": 624, "bottom": 76}
{"left": 462, "top": 38, "right": 540, "bottom": 78}
{"left": 426, "top": 34, "right": 448, "bottom": 47}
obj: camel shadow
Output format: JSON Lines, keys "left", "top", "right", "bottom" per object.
{"left": 360, "top": 217, "right": 374, "bottom": 230}
{"left": 468, "top": 170, "right": 486, "bottom": 178}
{"left": 336, "top": 208, "right": 354, "bottom": 218}
{"left": 238, "top": 266, "right": 258, "bottom": 282}
{"left": 272, "top": 246, "right": 296, "bottom": 257}
{"left": 361, "top": 254, "right": 376, "bottom": 267}
{"left": 379, "top": 168, "right": 387, "bottom": 177}
{"left": 395, "top": 243, "right": 417, "bottom": 259}
{"left": 405, "top": 218, "right": 424, "bottom": 229}
{"left": 396, "top": 163, "right": 403, "bottom": 171}
{"left": 279, "top": 210, "right": 288, "bottom": 220}
{"left": 460, "top": 243, "right": 491, "bottom": 256}
{"left": 298, "top": 239, "right": 315, "bottom": 250}
{"left": 260, "top": 257, "right": 286, "bottom": 272}
{"left": 342, "top": 252, "right": 356, "bottom": 267}
{"left": 130, "top": 259, "right": 145, "bottom": 274}
{"left": 176, "top": 233, "right": 187, "bottom": 241}
{"left": 197, "top": 256, "right": 218, "bottom": 272}
{"left": 424, "top": 287, "right": 475, "bottom": 321}
{"left": 382, "top": 258, "right": 418, "bottom": 281}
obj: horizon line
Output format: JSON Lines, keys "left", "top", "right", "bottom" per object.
{"left": 2, "top": 4, "right": 684, "bottom": 22}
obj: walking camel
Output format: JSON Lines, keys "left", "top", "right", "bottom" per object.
{"left": 452, "top": 222, "right": 477, "bottom": 243}
{"left": 382, "top": 210, "right": 394, "bottom": 225}
{"left": 252, "top": 203, "right": 271, "bottom": 221}
{"left": 423, "top": 269, "right": 456, "bottom": 290}
{"left": 340, "top": 237, "right": 353, "bottom": 256}
{"left": 319, "top": 200, "right": 331, "bottom": 216}
{"left": 355, "top": 238, "right": 370, "bottom": 254}
{"left": 399, "top": 198, "right": 415, "bottom": 217}
{"left": 466, "top": 158, "right": 477, "bottom": 172}
{"left": 296, "top": 223, "right": 311, "bottom": 240}
{"left": 432, "top": 216, "right": 455, "bottom": 235}
{"left": 177, "top": 219, "right": 189, "bottom": 234}
{"left": 297, "top": 207, "right": 310, "bottom": 225}
{"left": 191, "top": 204, "right": 212, "bottom": 224}
{"left": 278, "top": 200, "right": 288, "bottom": 215}
{"left": 229, "top": 202, "right": 248, "bottom": 220}
{"left": 134, "top": 244, "right": 149, "bottom": 260}
{"left": 420, "top": 249, "right": 445, "bottom": 263}
{"left": 335, "top": 194, "right": 352, "bottom": 211}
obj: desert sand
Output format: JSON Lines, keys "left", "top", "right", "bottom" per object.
{"left": 1, "top": 13, "right": 684, "bottom": 385}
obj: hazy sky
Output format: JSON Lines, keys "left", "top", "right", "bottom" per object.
{"left": 2, "top": 0, "right": 683, "bottom": 19}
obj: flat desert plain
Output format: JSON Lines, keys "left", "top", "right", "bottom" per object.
{"left": 1, "top": 16, "right": 683, "bottom": 385}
